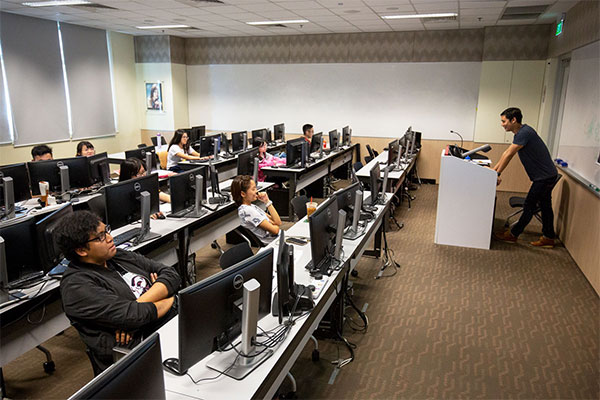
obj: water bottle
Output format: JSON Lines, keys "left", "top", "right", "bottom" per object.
{"left": 156, "top": 133, "right": 162, "bottom": 150}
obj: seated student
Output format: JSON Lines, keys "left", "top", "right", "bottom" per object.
{"left": 119, "top": 157, "right": 171, "bottom": 204}
{"left": 166, "top": 129, "right": 208, "bottom": 172}
{"left": 231, "top": 175, "right": 281, "bottom": 245}
{"left": 255, "top": 138, "right": 285, "bottom": 182}
{"left": 76, "top": 141, "right": 95, "bottom": 157}
{"left": 31, "top": 144, "right": 53, "bottom": 161}
{"left": 302, "top": 124, "right": 314, "bottom": 144}
{"left": 56, "top": 210, "right": 180, "bottom": 373}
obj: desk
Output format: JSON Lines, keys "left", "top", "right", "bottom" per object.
{"left": 158, "top": 191, "right": 392, "bottom": 399}
{"left": 262, "top": 144, "right": 357, "bottom": 220}
{"left": 178, "top": 142, "right": 286, "bottom": 182}
{"left": 356, "top": 150, "right": 419, "bottom": 194}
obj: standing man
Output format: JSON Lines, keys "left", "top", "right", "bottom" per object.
{"left": 55, "top": 211, "right": 180, "bottom": 373}
{"left": 493, "top": 107, "right": 558, "bottom": 248}
{"left": 302, "top": 124, "right": 314, "bottom": 144}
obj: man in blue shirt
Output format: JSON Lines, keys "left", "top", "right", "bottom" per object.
{"left": 493, "top": 107, "right": 558, "bottom": 248}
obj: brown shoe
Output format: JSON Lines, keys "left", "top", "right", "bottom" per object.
{"left": 530, "top": 236, "right": 555, "bottom": 248}
{"left": 494, "top": 230, "right": 517, "bottom": 243}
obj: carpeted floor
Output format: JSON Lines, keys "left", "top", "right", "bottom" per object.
{"left": 2, "top": 183, "right": 598, "bottom": 399}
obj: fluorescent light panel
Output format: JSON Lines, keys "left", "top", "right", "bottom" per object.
{"left": 136, "top": 25, "right": 190, "bottom": 29}
{"left": 246, "top": 19, "right": 309, "bottom": 26}
{"left": 382, "top": 13, "right": 457, "bottom": 19}
{"left": 23, "top": 0, "right": 91, "bottom": 6}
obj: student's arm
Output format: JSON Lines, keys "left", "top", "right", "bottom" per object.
{"left": 257, "top": 192, "right": 281, "bottom": 226}
{"left": 175, "top": 151, "right": 199, "bottom": 161}
{"left": 258, "top": 218, "right": 280, "bottom": 235}
{"left": 189, "top": 148, "right": 200, "bottom": 157}
{"left": 159, "top": 191, "right": 171, "bottom": 203}
{"left": 124, "top": 251, "right": 180, "bottom": 296}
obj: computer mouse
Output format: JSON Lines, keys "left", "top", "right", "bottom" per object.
{"left": 162, "top": 358, "right": 185, "bottom": 376}
{"left": 157, "top": 212, "right": 166, "bottom": 220}
{"left": 312, "top": 271, "right": 323, "bottom": 280}
{"left": 308, "top": 284, "right": 316, "bottom": 292}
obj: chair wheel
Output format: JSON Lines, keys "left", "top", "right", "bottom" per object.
{"left": 211, "top": 242, "right": 217, "bottom": 249}
{"left": 312, "top": 349, "right": 320, "bottom": 362}
{"left": 43, "top": 361, "right": 55, "bottom": 374}
{"left": 351, "top": 270, "right": 358, "bottom": 277}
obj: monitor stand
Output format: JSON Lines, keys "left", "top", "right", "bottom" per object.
{"left": 133, "top": 191, "right": 161, "bottom": 245}
{"left": 344, "top": 191, "right": 363, "bottom": 240}
{"left": 58, "top": 165, "right": 71, "bottom": 203}
{"left": 207, "top": 279, "right": 273, "bottom": 380}
{"left": 2, "top": 177, "right": 16, "bottom": 220}
{"left": 188, "top": 175, "right": 207, "bottom": 218}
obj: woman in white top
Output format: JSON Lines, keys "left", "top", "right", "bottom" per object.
{"left": 231, "top": 175, "right": 282, "bottom": 245}
{"left": 166, "top": 130, "right": 203, "bottom": 172}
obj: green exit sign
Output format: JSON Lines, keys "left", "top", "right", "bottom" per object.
{"left": 556, "top": 19, "right": 564, "bottom": 36}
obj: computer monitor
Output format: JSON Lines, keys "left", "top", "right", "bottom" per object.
{"left": 328, "top": 130, "right": 339, "bottom": 151}
{"left": 88, "top": 152, "right": 110, "bottom": 185}
{"left": 310, "top": 132, "right": 322, "bottom": 154}
{"left": 35, "top": 203, "right": 73, "bottom": 273}
{"left": 189, "top": 125, "right": 206, "bottom": 145}
{"left": 199, "top": 135, "right": 220, "bottom": 157}
{"left": 273, "top": 124, "right": 285, "bottom": 142}
{"left": 168, "top": 248, "right": 273, "bottom": 375}
{"left": 150, "top": 136, "right": 167, "bottom": 146}
{"left": 231, "top": 131, "right": 246, "bottom": 153}
{"left": 237, "top": 148, "right": 259, "bottom": 176}
{"left": 103, "top": 174, "right": 159, "bottom": 230}
{"left": 0, "top": 163, "right": 31, "bottom": 204}
{"left": 387, "top": 139, "right": 399, "bottom": 166}
{"left": 286, "top": 138, "right": 305, "bottom": 167}
{"left": 368, "top": 163, "right": 381, "bottom": 206}
{"left": 71, "top": 333, "right": 165, "bottom": 400}
{"left": 342, "top": 126, "right": 352, "bottom": 146}
{"left": 28, "top": 157, "right": 93, "bottom": 195}
{"left": 308, "top": 196, "right": 339, "bottom": 276}
{"left": 124, "top": 146, "right": 158, "bottom": 171}
{"left": 335, "top": 182, "right": 359, "bottom": 226}
{"left": 220, "top": 133, "right": 230, "bottom": 154}
{"left": 0, "top": 216, "right": 43, "bottom": 288}
{"left": 169, "top": 166, "right": 207, "bottom": 214}
{"left": 251, "top": 129, "right": 268, "bottom": 147}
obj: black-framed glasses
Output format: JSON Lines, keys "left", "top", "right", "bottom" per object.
{"left": 87, "top": 225, "right": 111, "bottom": 243}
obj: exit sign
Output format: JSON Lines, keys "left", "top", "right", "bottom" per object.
{"left": 556, "top": 19, "right": 564, "bottom": 36}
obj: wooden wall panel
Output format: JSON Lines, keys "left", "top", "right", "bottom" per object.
{"left": 553, "top": 173, "right": 600, "bottom": 295}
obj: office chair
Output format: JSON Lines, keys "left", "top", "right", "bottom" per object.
{"left": 235, "top": 226, "right": 265, "bottom": 248}
{"left": 353, "top": 161, "right": 363, "bottom": 172}
{"left": 219, "top": 242, "right": 253, "bottom": 270}
{"left": 366, "top": 144, "right": 376, "bottom": 160}
{"left": 504, "top": 174, "right": 562, "bottom": 228}
{"left": 364, "top": 155, "right": 373, "bottom": 164}
{"left": 290, "top": 194, "right": 309, "bottom": 220}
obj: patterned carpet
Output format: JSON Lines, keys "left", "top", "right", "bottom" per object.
{"left": 2, "top": 184, "right": 598, "bottom": 399}
{"left": 288, "top": 184, "right": 599, "bottom": 399}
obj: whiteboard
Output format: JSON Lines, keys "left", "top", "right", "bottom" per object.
{"left": 557, "top": 40, "right": 600, "bottom": 187}
{"left": 187, "top": 62, "right": 481, "bottom": 141}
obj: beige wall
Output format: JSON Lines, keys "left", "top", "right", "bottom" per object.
{"left": 0, "top": 32, "right": 141, "bottom": 164}
{"left": 553, "top": 172, "right": 600, "bottom": 295}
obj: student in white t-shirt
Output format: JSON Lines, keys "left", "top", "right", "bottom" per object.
{"left": 231, "top": 175, "right": 282, "bottom": 245}
{"left": 166, "top": 129, "right": 206, "bottom": 172}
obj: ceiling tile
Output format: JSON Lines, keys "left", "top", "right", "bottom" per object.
{"left": 413, "top": 2, "right": 458, "bottom": 12}
{"left": 369, "top": 5, "right": 415, "bottom": 12}
{"left": 459, "top": 7, "right": 503, "bottom": 15}
{"left": 460, "top": 1, "right": 507, "bottom": 9}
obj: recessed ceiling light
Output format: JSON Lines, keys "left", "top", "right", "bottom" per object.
{"left": 386, "top": 7, "right": 399, "bottom": 11}
{"left": 381, "top": 13, "right": 457, "bottom": 20}
{"left": 136, "top": 24, "right": 190, "bottom": 29}
{"left": 344, "top": 10, "right": 360, "bottom": 14}
{"left": 23, "top": 0, "right": 91, "bottom": 6}
{"left": 246, "top": 19, "right": 309, "bottom": 26}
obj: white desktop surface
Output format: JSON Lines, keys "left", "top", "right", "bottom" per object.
{"left": 356, "top": 151, "right": 412, "bottom": 180}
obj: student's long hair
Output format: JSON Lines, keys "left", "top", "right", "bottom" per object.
{"left": 168, "top": 129, "right": 190, "bottom": 153}
{"left": 119, "top": 158, "right": 144, "bottom": 182}
{"left": 231, "top": 175, "right": 253, "bottom": 206}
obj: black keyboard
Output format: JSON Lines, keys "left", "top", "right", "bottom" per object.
{"left": 7, "top": 271, "right": 45, "bottom": 290}
{"left": 221, "top": 186, "right": 231, "bottom": 192}
{"left": 168, "top": 206, "right": 195, "bottom": 218}
{"left": 113, "top": 228, "right": 141, "bottom": 246}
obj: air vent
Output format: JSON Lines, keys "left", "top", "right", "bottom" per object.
{"left": 501, "top": 5, "right": 548, "bottom": 20}
{"left": 70, "top": 3, "right": 118, "bottom": 10}
{"left": 176, "top": 0, "right": 225, "bottom": 6}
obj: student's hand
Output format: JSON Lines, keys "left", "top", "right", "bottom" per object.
{"left": 150, "top": 273, "right": 157, "bottom": 283}
{"left": 257, "top": 192, "right": 270, "bottom": 203}
{"left": 150, "top": 211, "right": 164, "bottom": 220}
{"left": 115, "top": 330, "right": 132, "bottom": 345}
{"left": 497, "top": 176, "right": 502, "bottom": 186}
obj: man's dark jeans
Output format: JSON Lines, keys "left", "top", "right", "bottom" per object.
{"left": 511, "top": 175, "right": 558, "bottom": 239}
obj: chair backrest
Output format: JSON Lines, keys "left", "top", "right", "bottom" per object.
{"left": 236, "top": 225, "right": 265, "bottom": 248}
{"left": 366, "top": 144, "right": 376, "bottom": 159}
{"left": 219, "top": 242, "right": 254, "bottom": 270}
{"left": 137, "top": 143, "right": 148, "bottom": 149}
{"left": 365, "top": 156, "right": 373, "bottom": 164}
{"left": 157, "top": 151, "right": 168, "bottom": 170}
{"left": 373, "top": 149, "right": 379, "bottom": 157}
{"left": 553, "top": 174, "right": 563, "bottom": 189}
{"left": 290, "top": 194, "right": 309, "bottom": 220}
{"left": 353, "top": 161, "right": 363, "bottom": 172}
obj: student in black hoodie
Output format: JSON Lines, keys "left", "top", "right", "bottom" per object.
{"left": 55, "top": 210, "right": 180, "bottom": 373}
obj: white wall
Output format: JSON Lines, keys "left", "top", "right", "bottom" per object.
{"left": 187, "top": 63, "right": 481, "bottom": 140}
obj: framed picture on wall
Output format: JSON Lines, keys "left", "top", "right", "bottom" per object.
{"left": 146, "top": 82, "right": 163, "bottom": 111}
